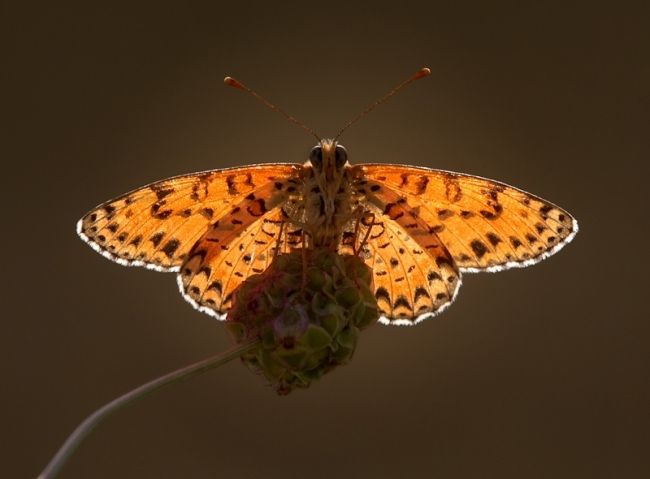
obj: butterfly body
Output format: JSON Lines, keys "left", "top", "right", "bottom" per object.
{"left": 78, "top": 140, "right": 577, "bottom": 325}
{"left": 290, "top": 139, "right": 356, "bottom": 250}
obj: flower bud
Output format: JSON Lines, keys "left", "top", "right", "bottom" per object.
{"left": 227, "top": 248, "right": 379, "bottom": 394}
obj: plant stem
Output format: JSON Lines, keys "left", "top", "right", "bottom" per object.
{"left": 37, "top": 340, "right": 259, "bottom": 479}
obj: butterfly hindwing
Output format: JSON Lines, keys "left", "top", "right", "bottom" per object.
{"left": 339, "top": 205, "right": 461, "bottom": 325}
{"left": 178, "top": 191, "right": 304, "bottom": 318}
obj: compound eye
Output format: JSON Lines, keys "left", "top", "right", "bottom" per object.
{"left": 309, "top": 146, "right": 323, "bottom": 167}
{"left": 335, "top": 145, "right": 348, "bottom": 168}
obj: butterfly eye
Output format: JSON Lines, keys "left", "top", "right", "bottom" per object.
{"left": 335, "top": 145, "right": 348, "bottom": 168}
{"left": 309, "top": 146, "right": 323, "bottom": 167}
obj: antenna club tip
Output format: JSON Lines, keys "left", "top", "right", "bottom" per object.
{"left": 224, "top": 76, "right": 245, "bottom": 90}
{"left": 414, "top": 67, "right": 431, "bottom": 80}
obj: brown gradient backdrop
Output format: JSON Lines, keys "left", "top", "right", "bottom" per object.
{"left": 4, "top": 2, "right": 648, "bottom": 478}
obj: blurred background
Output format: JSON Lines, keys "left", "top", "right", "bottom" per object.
{"left": 4, "top": 1, "right": 648, "bottom": 478}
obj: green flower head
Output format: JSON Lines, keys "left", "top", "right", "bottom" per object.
{"left": 226, "top": 248, "right": 379, "bottom": 394}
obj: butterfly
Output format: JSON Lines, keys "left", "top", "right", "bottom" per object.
{"left": 77, "top": 68, "right": 578, "bottom": 326}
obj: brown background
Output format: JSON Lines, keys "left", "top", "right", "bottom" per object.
{"left": 4, "top": 1, "right": 648, "bottom": 478}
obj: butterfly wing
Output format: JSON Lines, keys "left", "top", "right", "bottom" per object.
{"left": 358, "top": 164, "right": 578, "bottom": 272}
{"left": 178, "top": 207, "right": 305, "bottom": 318}
{"left": 339, "top": 207, "right": 461, "bottom": 325}
{"left": 77, "top": 164, "right": 300, "bottom": 272}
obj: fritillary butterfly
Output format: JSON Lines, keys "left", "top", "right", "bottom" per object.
{"left": 77, "top": 69, "right": 578, "bottom": 325}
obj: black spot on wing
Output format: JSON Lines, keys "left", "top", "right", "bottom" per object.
{"left": 154, "top": 209, "right": 173, "bottom": 220}
{"left": 393, "top": 296, "right": 413, "bottom": 311}
{"left": 427, "top": 271, "right": 442, "bottom": 282}
{"left": 539, "top": 204, "right": 553, "bottom": 216}
{"left": 200, "top": 208, "right": 214, "bottom": 219}
{"left": 414, "top": 287, "right": 430, "bottom": 302}
{"left": 480, "top": 205, "right": 503, "bottom": 220}
{"left": 150, "top": 232, "right": 165, "bottom": 247}
{"left": 435, "top": 255, "right": 454, "bottom": 268}
{"left": 486, "top": 232, "right": 502, "bottom": 247}
{"left": 375, "top": 287, "right": 390, "bottom": 304}
{"left": 470, "top": 239, "right": 488, "bottom": 258}
{"left": 161, "top": 239, "right": 181, "bottom": 258}
{"left": 152, "top": 186, "right": 174, "bottom": 200}
{"left": 209, "top": 281, "right": 223, "bottom": 295}
{"left": 226, "top": 175, "right": 238, "bottom": 195}
{"left": 510, "top": 236, "right": 522, "bottom": 248}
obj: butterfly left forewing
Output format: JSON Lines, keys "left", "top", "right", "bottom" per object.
{"left": 358, "top": 164, "right": 578, "bottom": 272}
{"left": 77, "top": 164, "right": 299, "bottom": 271}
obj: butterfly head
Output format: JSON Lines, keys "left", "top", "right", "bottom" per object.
{"left": 308, "top": 139, "right": 349, "bottom": 176}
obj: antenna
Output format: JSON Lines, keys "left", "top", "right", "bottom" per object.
{"left": 334, "top": 67, "right": 431, "bottom": 141}
{"left": 224, "top": 76, "right": 321, "bottom": 142}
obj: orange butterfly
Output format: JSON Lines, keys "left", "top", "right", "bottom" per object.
{"left": 77, "top": 68, "right": 578, "bottom": 326}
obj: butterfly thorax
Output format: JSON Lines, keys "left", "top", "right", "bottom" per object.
{"left": 297, "top": 139, "right": 355, "bottom": 250}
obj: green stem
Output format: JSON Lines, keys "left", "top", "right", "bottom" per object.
{"left": 37, "top": 340, "right": 259, "bottom": 479}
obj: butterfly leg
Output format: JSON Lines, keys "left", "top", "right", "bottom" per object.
{"left": 300, "top": 229, "right": 309, "bottom": 286}
{"left": 350, "top": 212, "right": 363, "bottom": 255}
{"left": 354, "top": 209, "right": 377, "bottom": 257}
{"left": 273, "top": 219, "right": 286, "bottom": 258}
{"left": 346, "top": 205, "right": 366, "bottom": 255}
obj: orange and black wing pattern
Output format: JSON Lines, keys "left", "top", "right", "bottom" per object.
{"left": 77, "top": 164, "right": 299, "bottom": 273}
{"left": 350, "top": 164, "right": 577, "bottom": 324}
